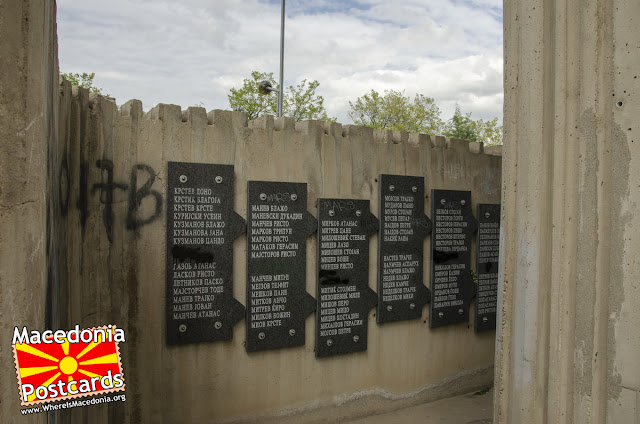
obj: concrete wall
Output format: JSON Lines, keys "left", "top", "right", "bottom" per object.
{"left": 0, "top": 1, "right": 58, "bottom": 423}
{"left": 52, "top": 87, "right": 502, "bottom": 423}
{"left": 496, "top": 0, "right": 640, "bottom": 422}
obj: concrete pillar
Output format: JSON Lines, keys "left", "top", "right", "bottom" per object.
{"left": 496, "top": 0, "right": 640, "bottom": 422}
{"left": 0, "top": 0, "right": 58, "bottom": 423}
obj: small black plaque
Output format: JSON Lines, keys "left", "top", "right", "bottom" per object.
{"left": 166, "top": 162, "right": 246, "bottom": 345}
{"left": 475, "top": 204, "right": 500, "bottom": 332}
{"left": 429, "top": 189, "right": 478, "bottom": 328}
{"left": 245, "top": 181, "right": 317, "bottom": 352}
{"left": 316, "top": 199, "right": 378, "bottom": 357}
{"left": 377, "top": 175, "right": 431, "bottom": 323}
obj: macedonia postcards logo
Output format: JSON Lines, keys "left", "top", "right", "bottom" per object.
{"left": 12, "top": 325, "right": 125, "bottom": 406}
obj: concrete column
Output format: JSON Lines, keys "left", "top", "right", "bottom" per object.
{"left": 0, "top": 0, "right": 58, "bottom": 423}
{"left": 496, "top": 0, "right": 640, "bottom": 422}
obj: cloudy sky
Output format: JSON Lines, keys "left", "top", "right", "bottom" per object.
{"left": 57, "top": 0, "right": 504, "bottom": 125}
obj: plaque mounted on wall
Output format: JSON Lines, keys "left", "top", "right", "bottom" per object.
{"left": 377, "top": 174, "right": 432, "bottom": 323}
{"left": 315, "top": 198, "right": 378, "bottom": 357}
{"left": 475, "top": 203, "right": 500, "bottom": 332}
{"left": 166, "top": 162, "right": 246, "bottom": 345}
{"left": 429, "top": 189, "right": 478, "bottom": 328}
{"left": 245, "top": 181, "right": 317, "bottom": 352}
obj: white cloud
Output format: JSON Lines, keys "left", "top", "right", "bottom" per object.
{"left": 57, "top": 0, "right": 503, "bottom": 125}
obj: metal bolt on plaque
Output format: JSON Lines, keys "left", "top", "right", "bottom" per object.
{"left": 439, "top": 312, "right": 444, "bottom": 318}
{"left": 327, "top": 339, "right": 333, "bottom": 347}
{"left": 412, "top": 186, "right": 417, "bottom": 192}
{"left": 356, "top": 210, "right": 362, "bottom": 217}
{"left": 353, "top": 335, "right": 360, "bottom": 343}
{"left": 386, "top": 305, "right": 393, "bottom": 312}
{"left": 289, "top": 329, "right": 296, "bottom": 336}
{"left": 214, "top": 321, "right": 222, "bottom": 329}
{"left": 258, "top": 332, "right": 266, "bottom": 340}
{"left": 410, "top": 303, "right": 416, "bottom": 310}
{"left": 328, "top": 209, "right": 335, "bottom": 217}
{"left": 260, "top": 193, "right": 267, "bottom": 200}
{"left": 179, "top": 324, "right": 187, "bottom": 333}
{"left": 179, "top": 175, "right": 187, "bottom": 183}
{"left": 389, "top": 185, "right": 395, "bottom": 192}
{"left": 215, "top": 176, "right": 223, "bottom": 184}
{"left": 290, "top": 193, "right": 297, "bottom": 201}
{"left": 458, "top": 308, "right": 464, "bottom": 315}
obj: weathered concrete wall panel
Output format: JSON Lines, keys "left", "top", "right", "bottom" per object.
{"left": 496, "top": 0, "right": 640, "bottom": 422}
{"left": 0, "top": 1, "right": 58, "bottom": 423}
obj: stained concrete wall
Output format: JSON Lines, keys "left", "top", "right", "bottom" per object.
{"left": 51, "top": 86, "right": 502, "bottom": 423}
{"left": 496, "top": 0, "right": 640, "bottom": 422}
{"left": 0, "top": 1, "right": 58, "bottom": 423}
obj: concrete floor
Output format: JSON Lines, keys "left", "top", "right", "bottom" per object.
{"left": 344, "top": 388, "right": 493, "bottom": 424}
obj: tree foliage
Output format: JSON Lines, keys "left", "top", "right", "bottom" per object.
{"left": 348, "top": 89, "right": 443, "bottom": 135}
{"left": 443, "top": 105, "right": 478, "bottom": 141}
{"left": 348, "top": 90, "right": 502, "bottom": 144}
{"left": 228, "top": 71, "right": 334, "bottom": 121}
{"left": 61, "top": 72, "right": 108, "bottom": 96}
{"left": 443, "top": 105, "right": 502, "bottom": 145}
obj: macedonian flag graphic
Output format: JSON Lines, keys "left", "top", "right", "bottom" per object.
{"left": 13, "top": 326, "right": 125, "bottom": 406}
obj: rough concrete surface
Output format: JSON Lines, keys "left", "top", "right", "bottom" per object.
{"left": 0, "top": 1, "right": 58, "bottom": 424}
{"left": 496, "top": 0, "right": 640, "bottom": 423}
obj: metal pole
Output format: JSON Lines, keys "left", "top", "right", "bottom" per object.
{"left": 277, "top": 0, "right": 285, "bottom": 117}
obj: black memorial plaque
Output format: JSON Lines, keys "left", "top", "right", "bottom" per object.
{"left": 475, "top": 204, "right": 500, "bottom": 332}
{"left": 429, "top": 189, "right": 478, "bottom": 328}
{"left": 166, "top": 162, "right": 246, "bottom": 345}
{"left": 377, "top": 175, "right": 432, "bottom": 323}
{"left": 246, "top": 181, "right": 317, "bottom": 352}
{"left": 316, "top": 199, "right": 378, "bottom": 357}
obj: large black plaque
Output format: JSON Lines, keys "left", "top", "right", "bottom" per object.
{"left": 316, "top": 199, "right": 378, "bottom": 357}
{"left": 429, "top": 190, "right": 478, "bottom": 328}
{"left": 166, "top": 162, "right": 246, "bottom": 345}
{"left": 377, "top": 175, "right": 431, "bottom": 323}
{"left": 475, "top": 204, "right": 500, "bottom": 332}
{"left": 245, "top": 181, "right": 317, "bottom": 352}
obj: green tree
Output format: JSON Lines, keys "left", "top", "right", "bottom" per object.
{"left": 347, "top": 89, "right": 443, "bottom": 135}
{"left": 473, "top": 116, "right": 503, "bottom": 145}
{"left": 444, "top": 105, "right": 503, "bottom": 145}
{"left": 443, "top": 105, "right": 477, "bottom": 141}
{"left": 228, "top": 71, "right": 276, "bottom": 120}
{"left": 284, "top": 79, "right": 333, "bottom": 121}
{"left": 61, "top": 72, "right": 108, "bottom": 96}
{"left": 228, "top": 71, "right": 334, "bottom": 121}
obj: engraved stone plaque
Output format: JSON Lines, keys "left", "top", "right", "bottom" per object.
{"left": 475, "top": 203, "right": 500, "bottom": 332}
{"left": 377, "top": 175, "right": 432, "bottom": 323}
{"left": 246, "top": 181, "right": 317, "bottom": 352}
{"left": 429, "top": 189, "right": 478, "bottom": 328}
{"left": 316, "top": 199, "right": 378, "bottom": 357}
{"left": 166, "top": 162, "right": 246, "bottom": 345}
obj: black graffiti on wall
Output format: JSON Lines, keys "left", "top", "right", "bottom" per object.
{"left": 92, "top": 159, "right": 129, "bottom": 242}
{"left": 59, "top": 157, "right": 163, "bottom": 243}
